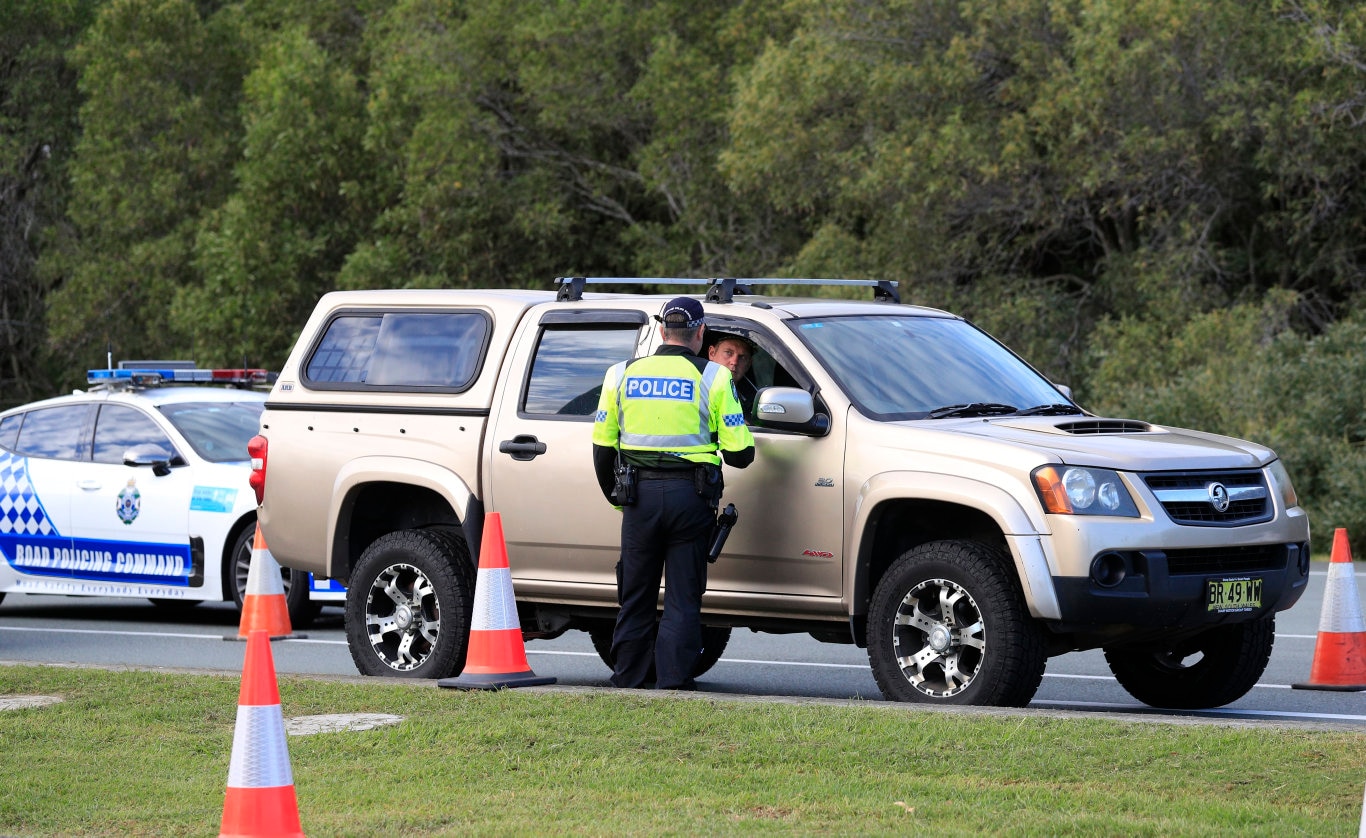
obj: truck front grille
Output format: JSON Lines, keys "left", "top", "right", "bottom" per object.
{"left": 1163, "top": 545, "right": 1288, "bottom": 576}
{"left": 1142, "top": 470, "right": 1271, "bottom": 526}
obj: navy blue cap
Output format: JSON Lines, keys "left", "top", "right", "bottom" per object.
{"left": 655, "top": 296, "right": 705, "bottom": 328}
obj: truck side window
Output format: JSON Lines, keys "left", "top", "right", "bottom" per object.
{"left": 304, "top": 310, "right": 490, "bottom": 391}
{"left": 523, "top": 326, "right": 639, "bottom": 417}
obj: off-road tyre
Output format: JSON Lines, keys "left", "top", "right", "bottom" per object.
{"left": 867, "top": 539, "right": 1047, "bottom": 707}
{"left": 226, "top": 523, "right": 318, "bottom": 628}
{"left": 587, "top": 622, "right": 732, "bottom": 680}
{"left": 345, "top": 527, "right": 475, "bottom": 678}
{"left": 1104, "top": 615, "right": 1276, "bottom": 709}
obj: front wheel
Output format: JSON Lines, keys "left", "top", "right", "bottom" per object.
{"left": 1104, "top": 616, "right": 1276, "bottom": 709}
{"left": 867, "top": 540, "right": 1046, "bottom": 707}
{"left": 345, "top": 528, "right": 475, "bottom": 678}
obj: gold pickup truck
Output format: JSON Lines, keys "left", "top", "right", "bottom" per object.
{"left": 251, "top": 277, "right": 1310, "bottom": 708}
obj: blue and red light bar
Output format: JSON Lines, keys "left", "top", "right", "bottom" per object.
{"left": 87, "top": 368, "right": 272, "bottom": 387}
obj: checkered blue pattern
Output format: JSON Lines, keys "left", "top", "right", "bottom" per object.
{"left": 723, "top": 413, "right": 745, "bottom": 427}
{"left": 0, "top": 451, "right": 56, "bottom": 536}
{"left": 595, "top": 409, "right": 607, "bottom": 422}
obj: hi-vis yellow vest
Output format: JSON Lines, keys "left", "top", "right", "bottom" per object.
{"left": 592, "top": 351, "right": 753, "bottom": 466}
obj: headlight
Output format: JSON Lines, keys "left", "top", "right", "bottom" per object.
{"left": 1033, "top": 465, "right": 1140, "bottom": 517}
{"left": 1266, "top": 459, "right": 1299, "bottom": 509}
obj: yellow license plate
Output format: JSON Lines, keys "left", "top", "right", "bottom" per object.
{"left": 1206, "top": 577, "right": 1263, "bottom": 612}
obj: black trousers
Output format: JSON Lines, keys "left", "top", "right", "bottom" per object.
{"left": 610, "top": 475, "right": 714, "bottom": 690}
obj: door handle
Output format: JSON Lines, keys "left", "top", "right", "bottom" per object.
{"left": 77, "top": 479, "right": 102, "bottom": 491}
{"left": 498, "top": 435, "right": 547, "bottom": 461}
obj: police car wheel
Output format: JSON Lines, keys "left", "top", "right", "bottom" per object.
{"left": 1103, "top": 616, "right": 1275, "bottom": 709}
{"left": 587, "top": 622, "right": 732, "bottom": 680}
{"left": 345, "top": 528, "right": 475, "bottom": 678}
{"left": 227, "top": 524, "right": 316, "bottom": 628}
{"left": 867, "top": 540, "right": 1046, "bottom": 707}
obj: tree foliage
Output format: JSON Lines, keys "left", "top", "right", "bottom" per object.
{"left": 0, "top": 0, "right": 99, "bottom": 404}
{"left": 45, "top": 0, "right": 245, "bottom": 374}
{"left": 4, "top": 0, "right": 1366, "bottom": 550}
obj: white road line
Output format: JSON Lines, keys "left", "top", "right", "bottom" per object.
{"left": 0, "top": 626, "right": 1332, "bottom": 696}
{"left": 0, "top": 625, "right": 220, "bottom": 640}
{"left": 694, "top": 656, "right": 867, "bottom": 670}
{"left": 1038, "top": 699, "right": 1366, "bottom": 723}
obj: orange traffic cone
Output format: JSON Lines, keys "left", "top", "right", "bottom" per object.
{"left": 220, "top": 630, "right": 304, "bottom": 838}
{"left": 437, "top": 512, "right": 555, "bottom": 690}
{"left": 1293, "top": 528, "right": 1366, "bottom": 691}
{"left": 236, "top": 524, "right": 299, "bottom": 640}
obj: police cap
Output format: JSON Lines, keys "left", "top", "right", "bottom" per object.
{"left": 655, "top": 296, "right": 705, "bottom": 328}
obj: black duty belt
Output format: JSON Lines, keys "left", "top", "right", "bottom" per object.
{"left": 637, "top": 468, "right": 695, "bottom": 481}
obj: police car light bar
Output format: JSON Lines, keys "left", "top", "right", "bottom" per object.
{"left": 87, "top": 368, "right": 273, "bottom": 388}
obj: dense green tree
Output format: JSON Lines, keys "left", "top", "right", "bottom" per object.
{"left": 0, "top": 0, "right": 99, "bottom": 408}
{"left": 181, "top": 22, "right": 374, "bottom": 366}
{"left": 43, "top": 0, "right": 245, "bottom": 387}
{"left": 341, "top": 0, "right": 799, "bottom": 291}
{"left": 720, "top": 0, "right": 1366, "bottom": 382}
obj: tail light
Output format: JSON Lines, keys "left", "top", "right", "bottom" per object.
{"left": 247, "top": 434, "right": 267, "bottom": 505}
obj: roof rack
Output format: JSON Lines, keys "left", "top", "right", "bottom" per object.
{"left": 552, "top": 276, "right": 900, "bottom": 304}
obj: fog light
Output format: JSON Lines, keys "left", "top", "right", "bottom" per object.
{"left": 1294, "top": 543, "right": 1310, "bottom": 576}
{"left": 1090, "top": 552, "right": 1128, "bottom": 588}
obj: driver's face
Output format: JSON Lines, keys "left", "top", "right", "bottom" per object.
{"left": 708, "top": 338, "right": 752, "bottom": 379}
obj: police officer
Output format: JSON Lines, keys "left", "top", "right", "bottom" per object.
{"left": 591, "top": 296, "right": 755, "bottom": 690}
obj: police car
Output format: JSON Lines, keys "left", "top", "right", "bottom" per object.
{"left": 0, "top": 363, "right": 342, "bottom": 624}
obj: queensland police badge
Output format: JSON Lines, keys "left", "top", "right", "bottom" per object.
{"left": 116, "top": 478, "right": 141, "bottom": 525}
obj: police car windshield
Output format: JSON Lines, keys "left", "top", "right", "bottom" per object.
{"left": 158, "top": 402, "right": 264, "bottom": 463}
{"left": 791, "top": 314, "right": 1069, "bottom": 421}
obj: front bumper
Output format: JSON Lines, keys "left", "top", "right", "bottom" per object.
{"left": 1051, "top": 540, "right": 1311, "bottom": 628}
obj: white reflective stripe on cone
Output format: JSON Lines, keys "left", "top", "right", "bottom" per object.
{"left": 227, "top": 704, "right": 293, "bottom": 789}
{"left": 1320, "top": 562, "right": 1366, "bottom": 633}
{"left": 471, "top": 567, "right": 518, "bottom": 631}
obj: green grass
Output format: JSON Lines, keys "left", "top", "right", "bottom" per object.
{"left": 1, "top": 664, "right": 1362, "bottom": 836}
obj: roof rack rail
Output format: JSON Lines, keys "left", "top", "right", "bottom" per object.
{"left": 552, "top": 276, "right": 900, "bottom": 304}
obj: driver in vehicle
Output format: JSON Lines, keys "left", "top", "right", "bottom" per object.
{"left": 707, "top": 333, "right": 756, "bottom": 418}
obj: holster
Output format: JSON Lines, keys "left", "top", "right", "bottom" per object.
{"left": 694, "top": 464, "right": 724, "bottom": 506}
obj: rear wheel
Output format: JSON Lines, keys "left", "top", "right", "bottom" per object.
{"left": 588, "top": 622, "right": 732, "bottom": 680}
{"left": 345, "top": 528, "right": 475, "bottom": 678}
{"left": 867, "top": 540, "right": 1046, "bottom": 707}
{"left": 227, "top": 525, "right": 317, "bottom": 628}
{"left": 1104, "top": 616, "right": 1276, "bottom": 709}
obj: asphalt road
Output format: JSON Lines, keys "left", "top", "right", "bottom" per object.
{"left": 1, "top": 563, "right": 1363, "bottom": 729}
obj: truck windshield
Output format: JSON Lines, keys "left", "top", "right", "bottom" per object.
{"left": 791, "top": 314, "right": 1075, "bottom": 421}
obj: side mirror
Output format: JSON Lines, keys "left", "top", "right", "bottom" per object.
{"left": 753, "top": 387, "right": 828, "bottom": 435}
{"left": 755, "top": 387, "right": 814, "bottom": 424}
{"left": 124, "top": 444, "right": 175, "bottom": 477}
